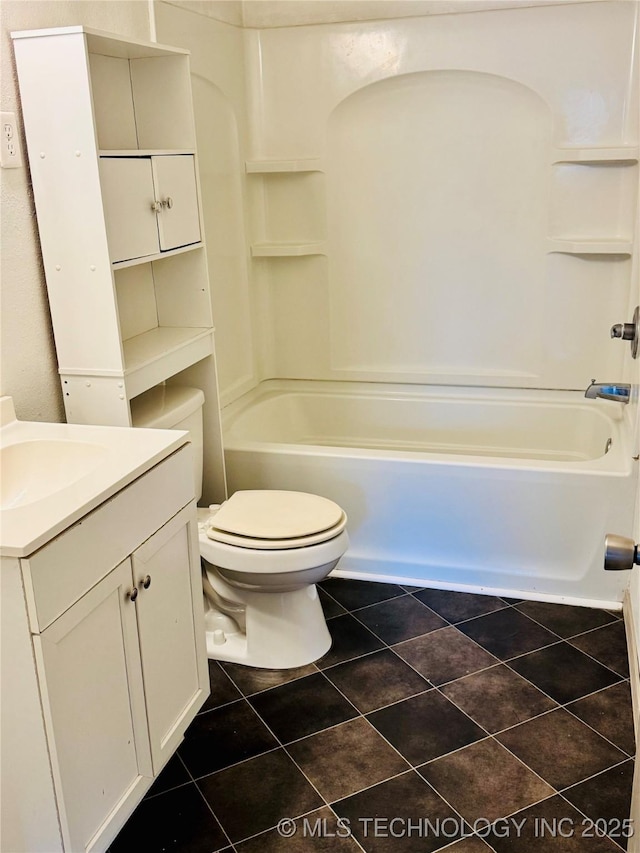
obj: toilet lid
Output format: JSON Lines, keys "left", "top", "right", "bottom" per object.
{"left": 206, "top": 490, "right": 346, "bottom": 549}
{"left": 206, "top": 515, "right": 347, "bottom": 550}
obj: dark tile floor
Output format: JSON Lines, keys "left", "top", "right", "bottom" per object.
{"left": 109, "top": 579, "right": 636, "bottom": 853}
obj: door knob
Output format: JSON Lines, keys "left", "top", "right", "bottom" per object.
{"left": 604, "top": 534, "right": 640, "bottom": 571}
{"left": 610, "top": 306, "right": 640, "bottom": 359}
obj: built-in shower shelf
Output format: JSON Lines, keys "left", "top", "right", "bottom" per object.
{"left": 547, "top": 238, "right": 633, "bottom": 255}
{"left": 246, "top": 159, "right": 324, "bottom": 173}
{"left": 251, "top": 242, "right": 327, "bottom": 257}
{"left": 552, "top": 146, "right": 639, "bottom": 163}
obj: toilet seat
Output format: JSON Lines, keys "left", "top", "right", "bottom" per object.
{"left": 205, "top": 490, "right": 347, "bottom": 550}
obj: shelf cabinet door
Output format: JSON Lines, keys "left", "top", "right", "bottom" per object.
{"left": 132, "top": 504, "right": 208, "bottom": 773}
{"left": 152, "top": 155, "right": 201, "bottom": 251}
{"left": 100, "top": 155, "right": 201, "bottom": 263}
{"left": 99, "top": 157, "right": 160, "bottom": 263}
{"left": 35, "top": 559, "right": 152, "bottom": 853}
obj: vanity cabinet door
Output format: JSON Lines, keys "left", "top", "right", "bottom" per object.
{"left": 34, "top": 558, "right": 152, "bottom": 853}
{"left": 132, "top": 504, "right": 208, "bottom": 774}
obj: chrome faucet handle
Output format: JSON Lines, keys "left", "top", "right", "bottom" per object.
{"left": 611, "top": 323, "right": 635, "bottom": 340}
{"left": 610, "top": 306, "right": 640, "bottom": 359}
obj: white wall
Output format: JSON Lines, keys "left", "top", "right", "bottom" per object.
{"left": 0, "top": 1, "right": 151, "bottom": 422}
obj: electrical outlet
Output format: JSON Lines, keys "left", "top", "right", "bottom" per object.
{"left": 1, "top": 112, "right": 23, "bottom": 168}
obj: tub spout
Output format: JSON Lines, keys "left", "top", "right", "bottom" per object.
{"left": 584, "top": 381, "right": 631, "bottom": 403}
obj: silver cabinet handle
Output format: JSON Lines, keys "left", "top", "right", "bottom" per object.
{"left": 127, "top": 587, "right": 139, "bottom": 602}
{"left": 161, "top": 197, "right": 174, "bottom": 209}
{"left": 142, "top": 574, "right": 151, "bottom": 590}
{"left": 150, "top": 200, "right": 162, "bottom": 213}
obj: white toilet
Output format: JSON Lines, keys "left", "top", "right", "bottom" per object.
{"left": 131, "top": 385, "right": 349, "bottom": 669}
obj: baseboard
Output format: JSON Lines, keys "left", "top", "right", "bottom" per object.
{"left": 332, "top": 562, "right": 623, "bottom": 611}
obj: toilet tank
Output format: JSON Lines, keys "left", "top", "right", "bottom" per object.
{"left": 130, "top": 385, "right": 205, "bottom": 501}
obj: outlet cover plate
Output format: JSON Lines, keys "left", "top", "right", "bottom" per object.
{"left": 1, "top": 112, "right": 23, "bottom": 168}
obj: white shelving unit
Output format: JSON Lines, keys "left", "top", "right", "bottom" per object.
{"left": 13, "top": 26, "right": 226, "bottom": 501}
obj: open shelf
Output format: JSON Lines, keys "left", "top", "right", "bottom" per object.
{"left": 112, "top": 242, "right": 203, "bottom": 270}
{"left": 251, "top": 242, "right": 327, "bottom": 257}
{"left": 546, "top": 238, "right": 633, "bottom": 255}
{"left": 123, "top": 326, "right": 213, "bottom": 398}
{"left": 246, "top": 159, "right": 324, "bottom": 173}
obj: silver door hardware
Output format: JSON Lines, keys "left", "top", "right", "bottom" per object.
{"left": 162, "top": 197, "right": 174, "bottom": 209}
{"left": 604, "top": 534, "right": 640, "bottom": 571}
{"left": 150, "top": 200, "right": 162, "bottom": 212}
{"left": 610, "top": 306, "right": 640, "bottom": 359}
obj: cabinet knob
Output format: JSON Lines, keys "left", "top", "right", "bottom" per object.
{"left": 162, "top": 196, "right": 174, "bottom": 210}
{"left": 142, "top": 574, "right": 152, "bottom": 590}
{"left": 127, "top": 587, "right": 139, "bottom": 602}
{"left": 150, "top": 200, "right": 162, "bottom": 213}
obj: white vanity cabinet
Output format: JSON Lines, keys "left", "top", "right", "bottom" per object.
{"left": 2, "top": 443, "right": 209, "bottom": 853}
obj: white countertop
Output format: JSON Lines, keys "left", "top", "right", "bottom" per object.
{"left": 1, "top": 399, "right": 190, "bottom": 558}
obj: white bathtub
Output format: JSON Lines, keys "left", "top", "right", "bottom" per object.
{"left": 222, "top": 380, "right": 637, "bottom": 607}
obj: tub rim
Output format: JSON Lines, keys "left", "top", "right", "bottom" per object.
{"left": 222, "top": 379, "right": 634, "bottom": 475}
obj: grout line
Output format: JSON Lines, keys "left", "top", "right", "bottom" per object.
{"left": 338, "top": 589, "right": 412, "bottom": 614}
{"left": 326, "top": 803, "right": 369, "bottom": 853}
{"left": 508, "top": 601, "right": 618, "bottom": 639}
{"left": 562, "top": 697, "right": 636, "bottom": 759}
{"left": 192, "top": 781, "right": 235, "bottom": 851}
{"left": 219, "top": 663, "right": 321, "bottom": 699}
{"left": 229, "top": 803, "right": 334, "bottom": 849}
{"left": 555, "top": 762, "right": 635, "bottom": 853}
{"left": 558, "top": 755, "right": 634, "bottom": 797}
{"left": 196, "top": 695, "right": 246, "bottom": 716}
{"left": 565, "top": 638, "right": 631, "bottom": 680}
{"left": 220, "top": 679, "right": 341, "bottom": 839}
{"left": 504, "top": 606, "right": 630, "bottom": 677}
{"left": 190, "top": 743, "right": 283, "bottom": 783}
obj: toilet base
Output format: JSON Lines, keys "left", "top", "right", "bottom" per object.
{"left": 204, "top": 582, "right": 332, "bottom": 669}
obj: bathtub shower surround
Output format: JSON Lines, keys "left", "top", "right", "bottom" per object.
{"left": 164, "top": 2, "right": 640, "bottom": 603}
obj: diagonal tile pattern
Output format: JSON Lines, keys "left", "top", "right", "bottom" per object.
{"left": 110, "top": 579, "right": 635, "bottom": 853}
{"left": 418, "top": 737, "right": 555, "bottom": 823}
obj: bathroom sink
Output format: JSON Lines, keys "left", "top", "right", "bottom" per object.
{"left": 1, "top": 395, "right": 191, "bottom": 557}
{"left": 1, "top": 439, "right": 109, "bottom": 510}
